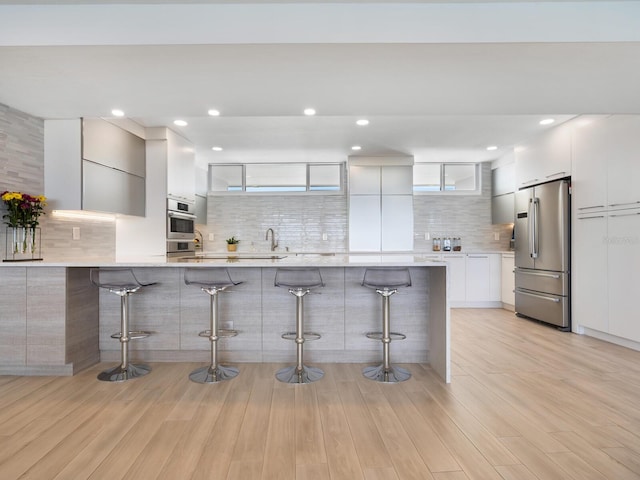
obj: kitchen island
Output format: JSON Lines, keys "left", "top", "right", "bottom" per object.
{"left": 0, "top": 254, "right": 450, "bottom": 382}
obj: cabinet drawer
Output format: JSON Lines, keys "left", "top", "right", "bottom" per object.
{"left": 515, "top": 268, "right": 568, "bottom": 296}
{"left": 515, "top": 289, "right": 569, "bottom": 328}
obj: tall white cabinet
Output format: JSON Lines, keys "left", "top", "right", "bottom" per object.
{"left": 348, "top": 158, "right": 414, "bottom": 252}
{"left": 573, "top": 115, "right": 640, "bottom": 345}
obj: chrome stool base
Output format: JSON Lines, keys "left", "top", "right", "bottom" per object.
{"left": 189, "top": 364, "right": 240, "bottom": 383}
{"left": 276, "top": 364, "right": 324, "bottom": 384}
{"left": 98, "top": 363, "right": 151, "bottom": 382}
{"left": 362, "top": 364, "right": 411, "bottom": 383}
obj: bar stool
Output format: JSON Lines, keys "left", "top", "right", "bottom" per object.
{"left": 362, "top": 267, "right": 412, "bottom": 383}
{"left": 90, "top": 268, "right": 155, "bottom": 382}
{"left": 184, "top": 268, "right": 241, "bottom": 383}
{"left": 274, "top": 267, "right": 324, "bottom": 384}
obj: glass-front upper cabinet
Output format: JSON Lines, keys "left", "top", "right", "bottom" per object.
{"left": 209, "top": 163, "right": 343, "bottom": 193}
{"left": 209, "top": 165, "right": 243, "bottom": 192}
{"left": 413, "top": 163, "right": 480, "bottom": 193}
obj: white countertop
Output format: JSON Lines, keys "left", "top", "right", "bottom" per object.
{"left": 1, "top": 250, "right": 514, "bottom": 268}
{"left": 1, "top": 252, "right": 450, "bottom": 268}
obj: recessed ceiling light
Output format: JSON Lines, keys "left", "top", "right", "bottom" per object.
{"left": 111, "top": 109, "right": 125, "bottom": 117}
{"left": 486, "top": 145, "right": 498, "bottom": 151}
{"left": 351, "top": 145, "right": 362, "bottom": 151}
{"left": 211, "top": 146, "right": 223, "bottom": 151}
{"left": 356, "top": 119, "right": 369, "bottom": 126}
{"left": 207, "top": 109, "right": 220, "bottom": 116}
{"left": 303, "top": 108, "right": 316, "bottom": 116}
{"left": 539, "top": 118, "right": 555, "bottom": 126}
{"left": 174, "top": 119, "right": 188, "bottom": 127}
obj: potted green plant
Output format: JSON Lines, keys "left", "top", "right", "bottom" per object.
{"left": 226, "top": 236, "right": 240, "bottom": 252}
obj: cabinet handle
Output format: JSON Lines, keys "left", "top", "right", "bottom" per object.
{"left": 609, "top": 201, "right": 640, "bottom": 207}
{"left": 545, "top": 171, "right": 567, "bottom": 179}
{"left": 578, "top": 205, "right": 605, "bottom": 210}
{"left": 577, "top": 215, "right": 605, "bottom": 220}
{"left": 609, "top": 212, "right": 640, "bottom": 218}
{"left": 467, "top": 255, "right": 488, "bottom": 258}
{"left": 521, "top": 178, "right": 539, "bottom": 186}
{"left": 516, "top": 290, "right": 561, "bottom": 303}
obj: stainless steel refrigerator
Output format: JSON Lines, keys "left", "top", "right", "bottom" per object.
{"left": 514, "top": 178, "right": 570, "bottom": 330}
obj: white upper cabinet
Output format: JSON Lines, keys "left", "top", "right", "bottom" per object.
{"left": 381, "top": 165, "right": 413, "bottom": 194}
{"left": 166, "top": 130, "right": 196, "bottom": 201}
{"left": 604, "top": 116, "right": 640, "bottom": 209}
{"left": 572, "top": 115, "right": 609, "bottom": 212}
{"left": 348, "top": 158, "right": 414, "bottom": 252}
{"left": 515, "top": 123, "right": 571, "bottom": 189}
{"left": 349, "top": 165, "right": 381, "bottom": 194}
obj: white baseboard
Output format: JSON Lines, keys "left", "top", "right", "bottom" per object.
{"left": 580, "top": 327, "right": 640, "bottom": 352}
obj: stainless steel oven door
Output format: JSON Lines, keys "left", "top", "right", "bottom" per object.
{"left": 167, "top": 210, "right": 196, "bottom": 240}
{"left": 167, "top": 240, "right": 195, "bottom": 257}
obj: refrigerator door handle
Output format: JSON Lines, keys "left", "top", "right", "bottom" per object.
{"left": 531, "top": 197, "right": 540, "bottom": 259}
{"left": 528, "top": 198, "right": 534, "bottom": 258}
{"left": 516, "top": 290, "right": 561, "bottom": 303}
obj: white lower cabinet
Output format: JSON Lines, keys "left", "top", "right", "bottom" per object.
{"left": 440, "top": 253, "right": 501, "bottom": 307}
{"left": 607, "top": 211, "right": 640, "bottom": 343}
{"left": 573, "top": 213, "right": 608, "bottom": 333}
{"left": 501, "top": 253, "right": 515, "bottom": 308}
{"left": 445, "top": 254, "right": 466, "bottom": 303}
{"left": 574, "top": 209, "right": 640, "bottom": 344}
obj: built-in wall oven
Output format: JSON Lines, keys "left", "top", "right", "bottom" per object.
{"left": 167, "top": 197, "right": 196, "bottom": 257}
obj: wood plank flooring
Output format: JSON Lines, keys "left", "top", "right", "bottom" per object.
{"left": 2, "top": 308, "right": 640, "bottom": 479}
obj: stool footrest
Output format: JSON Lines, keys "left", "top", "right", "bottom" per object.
{"left": 281, "top": 331, "right": 321, "bottom": 341}
{"left": 110, "top": 331, "right": 152, "bottom": 340}
{"left": 198, "top": 329, "right": 238, "bottom": 338}
{"left": 365, "top": 331, "right": 406, "bottom": 341}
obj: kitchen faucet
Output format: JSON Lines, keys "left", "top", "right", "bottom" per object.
{"left": 265, "top": 228, "right": 278, "bottom": 251}
{"left": 194, "top": 229, "right": 203, "bottom": 250}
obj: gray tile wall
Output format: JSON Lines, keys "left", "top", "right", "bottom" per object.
{"left": 0, "top": 103, "right": 116, "bottom": 261}
{"left": 0, "top": 103, "right": 44, "bottom": 194}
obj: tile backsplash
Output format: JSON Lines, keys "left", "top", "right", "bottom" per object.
{"left": 205, "top": 194, "right": 348, "bottom": 253}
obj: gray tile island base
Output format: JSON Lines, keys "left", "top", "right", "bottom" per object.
{"left": 0, "top": 261, "right": 450, "bottom": 382}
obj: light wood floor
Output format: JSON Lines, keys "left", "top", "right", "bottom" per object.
{"left": 2, "top": 309, "right": 640, "bottom": 479}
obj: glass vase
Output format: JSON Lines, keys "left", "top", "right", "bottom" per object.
{"left": 4, "top": 226, "right": 43, "bottom": 262}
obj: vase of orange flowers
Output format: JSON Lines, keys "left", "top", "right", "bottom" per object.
{"left": 2, "top": 191, "right": 46, "bottom": 261}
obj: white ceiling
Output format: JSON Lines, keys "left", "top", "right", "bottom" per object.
{"left": 1, "top": 1, "right": 639, "bottom": 168}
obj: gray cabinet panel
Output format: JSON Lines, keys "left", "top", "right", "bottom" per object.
{"left": 492, "top": 193, "right": 514, "bottom": 224}
{"left": 83, "top": 160, "right": 145, "bottom": 216}
{"left": 82, "top": 118, "right": 146, "bottom": 177}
